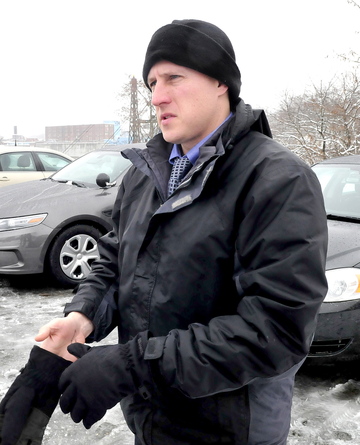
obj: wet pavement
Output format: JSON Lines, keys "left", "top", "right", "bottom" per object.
{"left": 1, "top": 275, "right": 360, "bottom": 444}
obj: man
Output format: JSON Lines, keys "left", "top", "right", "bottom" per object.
{"left": 36, "top": 19, "right": 327, "bottom": 444}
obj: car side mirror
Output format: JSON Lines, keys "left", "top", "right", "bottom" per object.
{"left": 96, "top": 173, "right": 116, "bottom": 188}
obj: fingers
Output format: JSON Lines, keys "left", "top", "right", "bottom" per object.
{"left": 34, "top": 319, "right": 79, "bottom": 361}
{"left": 83, "top": 408, "right": 107, "bottom": 430}
{"left": 59, "top": 381, "right": 105, "bottom": 430}
{"left": 58, "top": 351, "right": 106, "bottom": 430}
{"left": 35, "top": 317, "right": 88, "bottom": 346}
{"left": 34, "top": 316, "right": 93, "bottom": 362}
{"left": 67, "top": 343, "right": 92, "bottom": 359}
{"left": 34, "top": 318, "right": 65, "bottom": 343}
{"left": 72, "top": 332, "right": 87, "bottom": 345}
{"left": 59, "top": 377, "right": 76, "bottom": 416}
{"left": 59, "top": 371, "right": 87, "bottom": 425}
{"left": 34, "top": 325, "right": 51, "bottom": 342}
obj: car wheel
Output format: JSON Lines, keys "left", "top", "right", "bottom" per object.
{"left": 48, "top": 225, "right": 102, "bottom": 287}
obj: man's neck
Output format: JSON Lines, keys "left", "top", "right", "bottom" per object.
{"left": 170, "top": 112, "right": 233, "bottom": 164}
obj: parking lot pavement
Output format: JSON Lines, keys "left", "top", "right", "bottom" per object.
{"left": 2, "top": 275, "right": 360, "bottom": 444}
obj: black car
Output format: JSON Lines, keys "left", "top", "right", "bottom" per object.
{"left": 309, "top": 155, "right": 360, "bottom": 361}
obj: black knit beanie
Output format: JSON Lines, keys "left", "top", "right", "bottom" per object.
{"left": 142, "top": 19, "right": 241, "bottom": 107}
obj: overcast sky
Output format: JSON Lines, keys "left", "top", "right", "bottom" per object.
{"left": 0, "top": 0, "right": 359, "bottom": 138}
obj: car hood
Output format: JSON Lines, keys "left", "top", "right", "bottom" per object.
{"left": 0, "top": 179, "right": 116, "bottom": 222}
{"left": 326, "top": 219, "right": 360, "bottom": 269}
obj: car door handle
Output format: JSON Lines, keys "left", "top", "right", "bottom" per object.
{"left": 0, "top": 176, "right": 10, "bottom": 181}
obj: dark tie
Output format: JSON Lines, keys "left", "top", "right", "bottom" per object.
{"left": 167, "top": 156, "right": 192, "bottom": 197}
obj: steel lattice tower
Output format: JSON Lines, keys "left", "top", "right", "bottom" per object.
{"left": 128, "top": 77, "right": 141, "bottom": 143}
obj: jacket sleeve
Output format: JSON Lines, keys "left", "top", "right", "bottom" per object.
{"left": 145, "top": 154, "right": 328, "bottom": 398}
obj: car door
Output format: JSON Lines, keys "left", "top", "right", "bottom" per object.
{"left": 0, "top": 151, "right": 47, "bottom": 186}
{"left": 34, "top": 151, "right": 72, "bottom": 176}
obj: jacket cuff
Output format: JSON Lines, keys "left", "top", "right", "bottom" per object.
{"left": 144, "top": 336, "right": 166, "bottom": 360}
{"left": 63, "top": 301, "right": 95, "bottom": 319}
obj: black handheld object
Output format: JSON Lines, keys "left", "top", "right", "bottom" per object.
{"left": 0, "top": 346, "right": 71, "bottom": 445}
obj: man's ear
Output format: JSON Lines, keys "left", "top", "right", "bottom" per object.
{"left": 218, "top": 82, "right": 229, "bottom": 96}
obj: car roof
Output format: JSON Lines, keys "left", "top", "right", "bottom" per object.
{"left": 0, "top": 145, "right": 74, "bottom": 159}
{"left": 97, "top": 143, "right": 146, "bottom": 152}
{"left": 315, "top": 155, "right": 360, "bottom": 166}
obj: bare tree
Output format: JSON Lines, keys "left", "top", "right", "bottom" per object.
{"left": 269, "top": 70, "right": 360, "bottom": 164}
{"left": 347, "top": 0, "right": 360, "bottom": 10}
{"left": 328, "top": 71, "right": 360, "bottom": 156}
{"left": 338, "top": 1, "right": 360, "bottom": 64}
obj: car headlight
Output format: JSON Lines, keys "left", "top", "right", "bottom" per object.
{"left": 325, "top": 268, "right": 360, "bottom": 302}
{"left": 0, "top": 213, "right": 48, "bottom": 232}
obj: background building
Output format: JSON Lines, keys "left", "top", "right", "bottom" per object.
{"left": 1, "top": 122, "right": 127, "bottom": 158}
{"left": 45, "top": 122, "right": 119, "bottom": 143}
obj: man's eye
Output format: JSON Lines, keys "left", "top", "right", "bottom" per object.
{"left": 149, "top": 80, "right": 156, "bottom": 89}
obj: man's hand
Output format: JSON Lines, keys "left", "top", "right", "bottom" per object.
{"left": 35, "top": 312, "right": 94, "bottom": 362}
{"left": 59, "top": 332, "right": 153, "bottom": 429}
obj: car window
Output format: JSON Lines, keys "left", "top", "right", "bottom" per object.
{"left": 312, "top": 164, "right": 360, "bottom": 218}
{"left": 36, "top": 152, "right": 72, "bottom": 171}
{"left": 52, "top": 150, "right": 131, "bottom": 186}
{"left": 0, "top": 152, "right": 36, "bottom": 171}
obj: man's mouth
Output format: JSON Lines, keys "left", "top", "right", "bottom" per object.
{"left": 161, "top": 113, "right": 175, "bottom": 121}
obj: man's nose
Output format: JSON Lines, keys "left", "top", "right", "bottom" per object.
{"left": 151, "top": 83, "right": 170, "bottom": 106}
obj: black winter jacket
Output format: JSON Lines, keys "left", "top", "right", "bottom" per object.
{"left": 65, "top": 99, "right": 328, "bottom": 442}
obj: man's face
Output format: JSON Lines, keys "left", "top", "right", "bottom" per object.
{"left": 147, "top": 61, "right": 229, "bottom": 153}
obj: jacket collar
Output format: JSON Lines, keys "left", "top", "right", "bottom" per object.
{"left": 122, "top": 100, "right": 272, "bottom": 200}
{"left": 125, "top": 98, "right": 271, "bottom": 164}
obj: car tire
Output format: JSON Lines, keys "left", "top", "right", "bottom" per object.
{"left": 48, "top": 224, "right": 102, "bottom": 287}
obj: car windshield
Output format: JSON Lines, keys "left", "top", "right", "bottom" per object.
{"left": 312, "top": 163, "right": 360, "bottom": 219}
{"left": 51, "top": 150, "right": 131, "bottom": 187}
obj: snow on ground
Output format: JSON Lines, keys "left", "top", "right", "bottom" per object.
{"left": 1, "top": 275, "right": 360, "bottom": 444}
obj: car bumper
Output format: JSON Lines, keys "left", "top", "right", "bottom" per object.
{"left": 0, "top": 225, "right": 52, "bottom": 275}
{"left": 308, "top": 299, "right": 360, "bottom": 361}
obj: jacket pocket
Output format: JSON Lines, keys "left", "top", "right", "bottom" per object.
{"left": 121, "top": 386, "right": 250, "bottom": 445}
{"left": 216, "top": 387, "right": 250, "bottom": 444}
{"left": 121, "top": 394, "right": 153, "bottom": 445}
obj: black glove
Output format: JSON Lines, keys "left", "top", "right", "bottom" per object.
{"left": 59, "top": 331, "right": 154, "bottom": 429}
{"left": 0, "top": 346, "right": 72, "bottom": 445}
